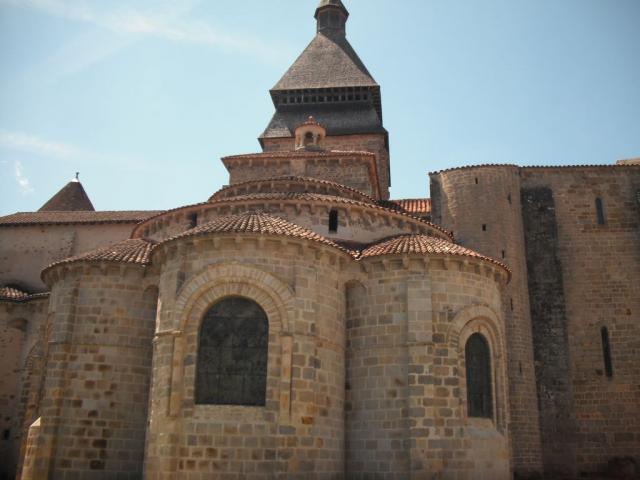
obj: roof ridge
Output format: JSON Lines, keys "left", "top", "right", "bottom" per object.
{"left": 159, "top": 211, "right": 350, "bottom": 255}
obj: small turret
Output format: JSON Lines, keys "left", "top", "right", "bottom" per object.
{"left": 315, "top": 0, "right": 349, "bottom": 39}
{"left": 38, "top": 173, "right": 95, "bottom": 211}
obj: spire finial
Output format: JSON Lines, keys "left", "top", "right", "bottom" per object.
{"left": 315, "top": 0, "right": 349, "bottom": 38}
{"left": 73, "top": 172, "right": 80, "bottom": 182}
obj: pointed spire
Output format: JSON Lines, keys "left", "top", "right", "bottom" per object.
{"left": 38, "top": 175, "right": 95, "bottom": 211}
{"left": 315, "top": 0, "right": 349, "bottom": 38}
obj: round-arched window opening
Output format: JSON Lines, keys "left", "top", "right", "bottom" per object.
{"left": 465, "top": 332, "right": 493, "bottom": 418}
{"left": 195, "top": 296, "right": 269, "bottom": 406}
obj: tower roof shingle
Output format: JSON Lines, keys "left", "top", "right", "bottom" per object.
{"left": 272, "top": 33, "right": 377, "bottom": 92}
{"left": 39, "top": 179, "right": 95, "bottom": 212}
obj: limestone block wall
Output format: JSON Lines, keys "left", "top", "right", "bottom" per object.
{"left": 0, "top": 223, "right": 136, "bottom": 292}
{"left": 261, "top": 133, "right": 390, "bottom": 199}
{"left": 21, "top": 264, "right": 157, "bottom": 479}
{"left": 144, "top": 237, "right": 347, "bottom": 479}
{"left": 521, "top": 166, "right": 640, "bottom": 475}
{"left": 138, "top": 201, "right": 444, "bottom": 246}
{"left": 344, "top": 256, "right": 509, "bottom": 480}
{"left": 0, "top": 298, "right": 48, "bottom": 480}
{"left": 225, "top": 156, "right": 377, "bottom": 199}
{"left": 430, "top": 166, "right": 543, "bottom": 476}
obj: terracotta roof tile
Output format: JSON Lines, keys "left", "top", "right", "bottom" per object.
{"left": 209, "top": 176, "right": 375, "bottom": 204}
{"left": 0, "top": 286, "right": 49, "bottom": 303}
{"left": 429, "top": 163, "right": 640, "bottom": 175}
{"left": 207, "top": 192, "right": 452, "bottom": 239}
{"left": 162, "top": 212, "right": 349, "bottom": 254}
{"left": 223, "top": 150, "right": 375, "bottom": 161}
{"left": 359, "top": 234, "right": 510, "bottom": 273}
{"left": 43, "top": 238, "right": 155, "bottom": 274}
{"left": 133, "top": 193, "right": 452, "bottom": 241}
{"left": 0, "top": 211, "right": 163, "bottom": 226}
{"left": 381, "top": 198, "right": 431, "bottom": 216}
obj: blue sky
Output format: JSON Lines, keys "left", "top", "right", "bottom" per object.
{"left": 1, "top": 0, "right": 639, "bottom": 215}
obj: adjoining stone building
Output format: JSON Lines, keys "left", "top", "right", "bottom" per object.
{"left": 1, "top": 1, "right": 639, "bottom": 479}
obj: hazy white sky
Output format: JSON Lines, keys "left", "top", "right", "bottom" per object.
{"left": 1, "top": 0, "right": 639, "bottom": 215}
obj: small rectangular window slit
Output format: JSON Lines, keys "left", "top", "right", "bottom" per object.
{"left": 595, "top": 198, "right": 605, "bottom": 225}
{"left": 601, "top": 326, "right": 613, "bottom": 378}
{"left": 329, "top": 209, "right": 339, "bottom": 233}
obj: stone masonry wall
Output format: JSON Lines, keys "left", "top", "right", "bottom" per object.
{"left": 144, "top": 237, "right": 346, "bottom": 479}
{"left": 21, "top": 265, "right": 157, "bottom": 479}
{"left": 0, "top": 223, "right": 136, "bottom": 292}
{"left": 0, "top": 308, "right": 25, "bottom": 480}
{"left": 430, "top": 166, "right": 543, "bottom": 477}
{"left": 521, "top": 167, "right": 640, "bottom": 476}
{"left": 521, "top": 186, "right": 578, "bottom": 478}
{"left": 261, "top": 133, "right": 390, "bottom": 199}
{"left": 344, "top": 256, "right": 509, "bottom": 480}
{"left": 226, "top": 156, "right": 376, "bottom": 199}
{"left": 0, "top": 298, "right": 48, "bottom": 480}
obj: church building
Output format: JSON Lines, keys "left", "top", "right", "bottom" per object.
{"left": 1, "top": 1, "right": 639, "bottom": 479}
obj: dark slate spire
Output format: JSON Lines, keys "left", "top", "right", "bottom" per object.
{"left": 315, "top": 0, "right": 349, "bottom": 39}
{"left": 261, "top": 0, "right": 386, "bottom": 143}
{"left": 38, "top": 174, "right": 95, "bottom": 211}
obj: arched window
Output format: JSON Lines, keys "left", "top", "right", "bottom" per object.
{"left": 465, "top": 333, "right": 493, "bottom": 418}
{"left": 196, "top": 296, "right": 269, "bottom": 406}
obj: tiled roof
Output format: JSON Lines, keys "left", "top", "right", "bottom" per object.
{"left": 0, "top": 211, "right": 163, "bottom": 226}
{"left": 162, "top": 212, "right": 349, "bottom": 253}
{"left": 43, "top": 238, "right": 155, "bottom": 274}
{"left": 209, "top": 176, "right": 376, "bottom": 204}
{"left": 429, "top": 163, "right": 640, "bottom": 175}
{"left": 429, "top": 164, "right": 520, "bottom": 175}
{"left": 272, "top": 33, "right": 377, "bottom": 91}
{"left": 359, "top": 234, "right": 510, "bottom": 273}
{"left": 261, "top": 103, "right": 385, "bottom": 139}
{"left": 382, "top": 198, "right": 431, "bottom": 216}
{"left": 0, "top": 286, "right": 49, "bottom": 303}
{"left": 223, "top": 149, "right": 375, "bottom": 161}
{"left": 204, "top": 192, "right": 452, "bottom": 239}
{"left": 39, "top": 180, "right": 95, "bottom": 211}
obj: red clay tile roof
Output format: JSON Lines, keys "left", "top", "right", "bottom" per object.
{"left": 209, "top": 176, "right": 375, "bottom": 204}
{"left": 382, "top": 198, "right": 431, "bottom": 216}
{"left": 0, "top": 211, "right": 163, "bottom": 226}
{"left": 39, "top": 180, "right": 95, "bottom": 212}
{"left": 132, "top": 193, "right": 452, "bottom": 240}
{"left": 207, "top": 192, "right": 452, "bottom": 239}
{"left": 161, "top": 212, "right": 349, "bottom": 254}
{"left": 43, "top": 238, "right": 155, "bottom": 275}
{"left": 359, "top": 234, "right": 510, "bottom": 273}
{"left": 223, "top": 150, "right": 375, "bottom": 161}
{"left": 429, "top": 163, "right": 640, "bottom": 175}
{"left": 0, "top": 286, "right": 49, "bottom": 303}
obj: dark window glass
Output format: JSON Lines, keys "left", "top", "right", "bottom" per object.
{"left": 195, "top": 297, "right": 268, "bottom": 406}
{"left": 601, "top": 326, "right": 613, "bottom": 378}
{"left": 329, "top": 209, "right": 339, "bottom": 233}
{"left": 187, "top": 213, "right": 198, "bottom": 229}
{"left": 465, "top": 333, "right": 493, "bottom": 418}
{"left": 596, "top": 198, "right": 605, "bottom": 225}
